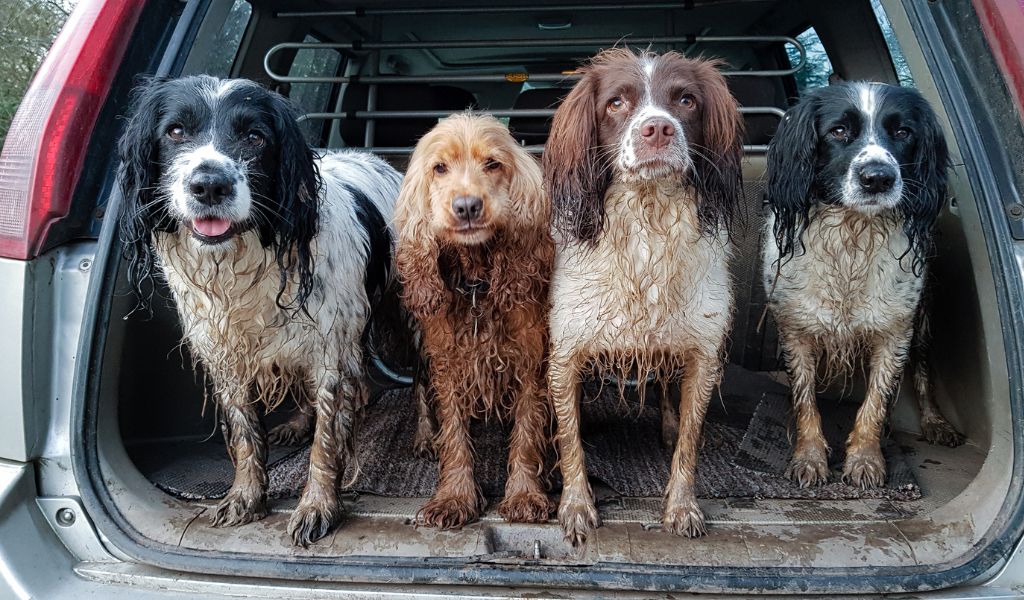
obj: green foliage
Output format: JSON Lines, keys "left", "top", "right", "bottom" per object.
{"left": 198, "top": 0, "right": 252, "bottom": 77}
{"left": 785, "top": 2, "right": 914, "bottom": 93}
{"left": 0, "top": 0, "right": 75, "bottom": 147}
{"left": 872, "top": 0, "right": 915, "bottom": 86}
{"left": 787, "top": 28, "right": 834, "bottom": 91}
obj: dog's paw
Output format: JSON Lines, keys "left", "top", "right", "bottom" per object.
{"left": 288, "top": 495, "right": 344, "bottom": 547}
{"left": 211, "top": 490, "right": 267, "bottom": 528}
{"left": 557, "top": 499, "right": 600, "bottom": 547}
{"left": 415, "top": 495, "right": 481, "bottom": 530}
{"left": 267, "top": 421, "right": 311, "bottom": 446}
{"left": 412, "top": 430, "right": 437, "bottom": 459}
{"left": 662, "top": 499, "right": 707, "bottom": 538}
{"left": 921, "top": 415, "right": 965, "bottom": 447}
{"left": 498, "top": 491, "right": 553, "bottom": 524}
{"left": 785, "top": 448, "right": 830, "bottom": 488}
{"left": 842, "top": 446, "right": 886, "bottom": 489}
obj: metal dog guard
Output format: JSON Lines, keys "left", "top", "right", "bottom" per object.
{"left": 267, "top": 14, "right": 799, "bottom": 383}
{"left": 265, "top": 35, "right": 805, "bottom": 81}
{"left": 274, "top": 2, "right": 775, "bottom": 18}
{"left": 299, "top": 107, "right": 786, "bottom": 154}
{"left": 264, "top": 34, "right": 799, "bottom": 152}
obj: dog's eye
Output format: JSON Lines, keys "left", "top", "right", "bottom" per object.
{"left": 894, "top": 127, "right": 912, "bottom": 140}
{"left": 166, "top": 125, "right": 186, "bottom": 142}
{"left": 434, "top": 163, "right": 448, "bottom": 175}
{"left": 607, "top": 97, "right": 625, "bottom": 113}
{"left": 246, "top": 131, "right": 265, "bottom": 146}
{"left": 678, "top": 94, "right": 697, "bottom": 109}
{"left": 829, "top": 126, "right": 850, "bottom": 141}
{"left": 484, "top": 159, "right": 502, "bottom": 172}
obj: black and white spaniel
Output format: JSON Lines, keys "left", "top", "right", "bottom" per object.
{"left": 763, "top": 82, "right": 964, "bottom": 490}
{"left": 117, "top": 75, "right": 400, "bottom": 546}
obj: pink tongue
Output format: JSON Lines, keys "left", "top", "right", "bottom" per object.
{"left": 192, "top": 217, "right": 232, "bottom": 237}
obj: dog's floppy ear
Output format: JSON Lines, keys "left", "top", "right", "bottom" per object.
{"left": 506, "top": 139, "right": 549, "bottom": 233}
{"left": 692, "top": 61, "right": 744, "bottom": 235}
{"left": 766, "top": 93, "right": 819, "bottom": 260}
{"left": 899, "top": 96, "right": 949, "bottom": 276}
{"left": 394, "top": 130, "right": 446, "bottom": 319}
{"left": 265, "top": 91, "right": 321, "bottom": 311}
{"left": 543, "top": 72, "right": 610, "bottom": 243}
{"left": 117, "top": 77, "right": 173, "bottom": 314}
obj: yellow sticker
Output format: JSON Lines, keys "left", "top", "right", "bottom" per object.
{"left": 505, "top": 73, "right": 529, "bottom": 83}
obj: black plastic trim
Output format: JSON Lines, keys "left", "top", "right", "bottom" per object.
{"left": 70, "top": 0, "right": 1024, "bottom": 594}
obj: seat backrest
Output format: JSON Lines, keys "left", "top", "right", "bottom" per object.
{"left": 507, "top": 87, "right": 566, "bottom": 146}
{"left": 728, "top": 77, "right": 788, "bottom": 146}
{"left": 340, "top": 84, "right": 478, "bottom": 148}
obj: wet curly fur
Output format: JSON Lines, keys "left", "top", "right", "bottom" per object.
{"left": 395, "top": 113, "right": 555, "bottom": 529}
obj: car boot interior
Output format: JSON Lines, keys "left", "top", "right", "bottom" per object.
{"left": 86, "top": 0, "right": 1011, "bottom": 588}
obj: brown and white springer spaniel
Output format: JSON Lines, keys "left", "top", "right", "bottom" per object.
{"left": 543, "top": 48, "right": 744, "bottom": 546}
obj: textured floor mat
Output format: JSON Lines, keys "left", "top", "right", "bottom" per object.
{"left": 732, "top": 392, "right": 921, "bottom": 501}
{"left": 133, "top": 366, "right": 918, "bottom": 502}
{"left": 131, "top": 442, "right": 305, "bottom": 500}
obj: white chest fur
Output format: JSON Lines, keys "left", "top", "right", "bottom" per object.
{"left": 550, "top": 179, "right": 733, "bottom": 359}
{"left": 762, "top": 206, "right": 924, "bottom": 349}
{"left": 148, "top": 151, "right": 395, "bottom": 406}
{"left": 154, "top": 231, "right": 327, "bottom": 398}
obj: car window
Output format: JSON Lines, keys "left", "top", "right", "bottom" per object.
{"left": 871, "top": 0, "right": 915, "bottom": 86}
{"left": 197, "top": 0, "right": 251, "bottom": 77}
{"left": 287, "top": 35, "right": 343, "bottom": 144}
{"left": 787, "top": 27, "right": 835, "bottom": 91}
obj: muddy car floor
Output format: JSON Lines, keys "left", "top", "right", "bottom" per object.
{"left": 123, "top": 364, "right": 985, "bottom": 567}
{"left": 120, "top": 432, "right": 982, "bottom": 566}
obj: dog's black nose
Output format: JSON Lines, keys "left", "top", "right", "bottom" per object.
{"left": 188, "top": 172, "right": 235, "bottom": 205}
{"left": 858, "top": 165, "right": 897, "bottom": 194}
{"left": 452, "top": 195, "right": 483, "bottom": 221}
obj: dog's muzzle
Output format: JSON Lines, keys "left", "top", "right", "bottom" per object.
{"left": 187, "top": 168, "right": 235, "bottom": 207}
{"left": 182, "top": 164, "right": 244, "bottom": 243}
{"left": 856, "top": 162, "right": 897, "bottom": 195}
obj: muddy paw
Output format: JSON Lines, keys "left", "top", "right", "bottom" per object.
{"left": 842, "top": 446, "right": 886, "bottom": 489}
{"left": 412, "top": 430, "right": 437, "bottom": 459}
{"left": 662, "top": 500, "right": 707, "bottom": 538}
{"left": 557, "top": 499, "right": 600, "bottom": 547}
{"left": 785, "top": 448, "right": 830, "bottom": 488}
{"left": 287, "top": 496, "right": 344, "bottom": 547}
{"left": 498, "top": 491, "right": 553, "bottom": 523}
{"left": 921, "top": 415, "right": 965, "bottom": 447}
{"left": 267, "top": 422, "right": 311, "bottom": 446}
{"left": 415, "top": 495, "right": 482, "bottom": 530}
{"left": 211, "top": 490, "right": 267, "bottom": 528}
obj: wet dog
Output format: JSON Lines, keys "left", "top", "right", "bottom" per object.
{"left": 763, "top": 82, "right": 964, "bottom": 490}
{"left": 543, "top": 49, "right": 743, "bottom": 545}
{"left": 117, "top": 75, "right": 400, "bottom": 546}
{"left": 395, "top": 113, "right": 554, "bottom": 529}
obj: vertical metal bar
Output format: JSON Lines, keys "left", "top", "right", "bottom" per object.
{"left": 364, "top": 84, "right": 378, "bottom": 148}
{"left": 363, "top": 16, "right": 382, "bottom": 148}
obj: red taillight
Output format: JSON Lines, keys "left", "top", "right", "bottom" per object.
{"left": 0, "top": 0, "right": 144, "bottom": 259}
{"left": 973, "top": 0, "right": 1024, "bottom": 122}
